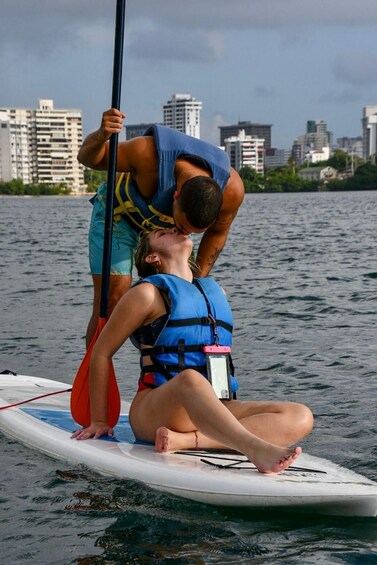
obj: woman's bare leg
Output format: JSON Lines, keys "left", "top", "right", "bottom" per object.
{"left": 130, "top": 370, "right": 308, "bottom": 474}
{"left": 155, "top": 400, "right": 313, "bottom": 452}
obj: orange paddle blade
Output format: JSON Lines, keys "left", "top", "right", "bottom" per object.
{"left": 70, "top": 318, "right": 121, "bottom": 428}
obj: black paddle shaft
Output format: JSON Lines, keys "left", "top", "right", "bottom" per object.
{"left": 100, "top": 0, "right": 126, "bottom": 318}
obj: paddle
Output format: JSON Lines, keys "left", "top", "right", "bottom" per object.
{"left": 70, "top": 0, "right": 126, "bottom": 428}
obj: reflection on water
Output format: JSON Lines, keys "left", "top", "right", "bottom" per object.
{"left": 1, "top": 193, "right": 377, "bottom": 563}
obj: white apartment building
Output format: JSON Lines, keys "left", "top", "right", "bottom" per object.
{"left": 362, "top": 105, "right": 377, "bottom": 159}
{"left": 0, "top": 108, "right": 31, "bottom": 184}
{"left": 304, "top": 146, "right": 331, "bottom": 165}
{"left": 163, "top": 94, "right": 202, "bottom": 138}
{"left": 224, "top": 130, "right": 264, "bottom": 174}
{"left": 0, "top": 99, "right": 85, "bottom": 193}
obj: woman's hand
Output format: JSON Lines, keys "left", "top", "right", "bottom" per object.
{"left": 71, "top": 421, "right": 114, "bottom": 441}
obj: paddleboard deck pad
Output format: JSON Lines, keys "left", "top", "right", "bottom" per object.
{"left": 1, "top": 372, "right": 376, "bottom": 517}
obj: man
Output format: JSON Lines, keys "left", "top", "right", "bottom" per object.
{"left": 78, "top": 108, "right": 245, "bottom": 346}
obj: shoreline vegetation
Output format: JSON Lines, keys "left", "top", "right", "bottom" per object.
{"left": 241, "top": 151, "right": 377, "bottom": 193}
{"left": 1, "top": 152, "right": 377, "bottom": 195}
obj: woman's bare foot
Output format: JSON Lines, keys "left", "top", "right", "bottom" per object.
{"left": 249, "top": 443, "right": 302, "bottom": 474}
{"left": 155, "top": 426, "right": 302, "bottom": 475}
{"left": 155, "top": 426, "right": 197, "bottom": 452}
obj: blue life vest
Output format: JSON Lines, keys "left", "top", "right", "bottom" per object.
{"left": 113, "top": 125, "right": 231, "bottom": 232}
{"left": 131, "top": 274, "right": 239, "bottom": 393}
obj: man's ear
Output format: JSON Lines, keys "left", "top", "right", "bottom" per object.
{"left": 173, "top": 190, "right": 179, "bottom": 200}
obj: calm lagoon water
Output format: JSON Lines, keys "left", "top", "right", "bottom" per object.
{"left": 1, "top": 192, "right": 376, "bottom": 563}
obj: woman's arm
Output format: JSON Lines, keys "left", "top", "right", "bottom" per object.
{"left": 72, "top": 283, "right": 164, "bottom": 439}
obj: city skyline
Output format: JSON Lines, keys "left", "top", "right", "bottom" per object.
{"left": 1, "top": 1, "right": 377, "bottom": 148}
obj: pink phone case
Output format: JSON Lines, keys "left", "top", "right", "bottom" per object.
{"left": 203, "top": 345, "right": 231, "bottom": 354}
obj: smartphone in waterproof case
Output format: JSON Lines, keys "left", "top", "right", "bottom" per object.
{"left": 203, "top": 345, "right": 231, "bottom": 400}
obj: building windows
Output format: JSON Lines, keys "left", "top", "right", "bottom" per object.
{"left": 0, "top": 100, "right": 85, "bottom": 192}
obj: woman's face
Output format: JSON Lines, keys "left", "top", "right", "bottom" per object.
{"left": 148, "top": 227, "right": 193, "bottom": 256}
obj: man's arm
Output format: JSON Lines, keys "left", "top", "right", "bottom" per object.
{"left": 196, "top": 168, "right": 245, "bottom": 276}
{"left": 78, "top": 108, "right": 126, "bottom": 169}
{"left": 78, "top": 108, "right": 154, "bottom": 174}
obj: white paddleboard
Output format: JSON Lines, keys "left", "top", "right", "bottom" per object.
{"left": 1, "top": 372, "right": 376, "bottom": 517}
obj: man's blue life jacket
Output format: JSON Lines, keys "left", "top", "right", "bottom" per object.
{"left": 112, "top": 125, "right": 231, "bottom": 232}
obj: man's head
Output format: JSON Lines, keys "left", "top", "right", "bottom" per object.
{"left": 173, "top": 176, "right": 223, "bottom": 235}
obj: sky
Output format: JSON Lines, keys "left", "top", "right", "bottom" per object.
{"left": 1, "top": 0, "right": 377, "bottom": 148}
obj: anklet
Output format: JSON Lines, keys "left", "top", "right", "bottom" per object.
{"left": 193, "top": 430, "right": 199, "bottom": 449}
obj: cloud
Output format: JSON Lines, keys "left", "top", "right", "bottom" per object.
{"left": 317, "top": 88, "right": 362, "bottom": 104}
{"left": 0, "top": 0, "right": 112, "bottom": 57}
{"left": 131, "top": 0, "right": 377, "bottom": 29}
{"left": 129, "top": 30, "right": 225, "bottom": 64}
{"left": 254, "top": 86, "right": 276, "bottom": 98}
{"left": 332, "top": 51, "right": 377, "bottom": 86}
{"left": 201, "top": 112, "right": 229, "bottom": 145}
{"left": 3, "top": 0, "right": 377, "bottom": 64}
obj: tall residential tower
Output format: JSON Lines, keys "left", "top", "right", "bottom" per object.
{"left": 224, "top": 130, "right": 264, "bottom": 174}
{"left": 0, "top": 99, "right": 85, "bottom": 193}
{"left": 362, "top": 106, "right": 377, "bottom": 159}
{"left": 163, "top": 94, "right": 202, "bottom": 138}
{"left": 219, "top": 121, "right": 272, "bottom": 148}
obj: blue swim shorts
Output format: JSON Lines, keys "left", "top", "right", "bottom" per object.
{"left": 88, "top": 182, "right": 139, "bottom": 275}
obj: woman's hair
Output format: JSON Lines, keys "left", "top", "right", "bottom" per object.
{"left": 135, "top": 230, "right": 201, "bottom": 278}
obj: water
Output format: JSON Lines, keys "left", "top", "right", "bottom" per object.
{"left": 1, "top": 192, "right": 377, "bottom": 564}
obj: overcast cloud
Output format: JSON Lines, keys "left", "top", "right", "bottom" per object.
{"left": 1, "top": 0, "right": 377, "bottom": 146}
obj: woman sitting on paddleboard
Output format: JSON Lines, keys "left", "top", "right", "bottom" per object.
{"left": 72, "top": 227, "right": 313, "bottom": 473}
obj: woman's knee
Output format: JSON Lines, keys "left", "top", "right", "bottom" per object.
{"left": 175, "top": 369, "right": 210, "bottom": 395}
{"left": 292, "top": 402, "right": 314, "bottom": 436}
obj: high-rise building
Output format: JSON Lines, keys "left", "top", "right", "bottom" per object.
{"left": 264, "top": 148, "right": 291, "bottom": 169}
{"left": 224, "top": 130, "right": 264, "bottom": 173}
{"left": 0, "top": 108, "right": 31, "bottom": 184}
{"left": 362, "top": 106, "right": 377, "bottom": 159}
{"left": 337, "top": 136, "right": 363, "bottom": 159}
{"left": 0, "top": 99, "right": 85, "bottom": 193}
{"left": 292, "top": 119, "right": 332, "bottom": 165}
{"left": 304, "top": 119, "right": 332, "bottom": 150}
{"left": 163, "top": 94, "right": 202, "bottom": 138}
{"left": 219, "top": 121, "right": 272, "bottom": 148}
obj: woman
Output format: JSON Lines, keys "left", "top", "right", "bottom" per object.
{"left": 72, "top": 228, "right": 313, "bottom": 474}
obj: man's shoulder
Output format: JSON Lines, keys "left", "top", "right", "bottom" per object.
{"left": 224, "top": 168, "right": 245, "bottom": 207}
{"left": 118, "top": 135, "right": 157, "bottom": 161}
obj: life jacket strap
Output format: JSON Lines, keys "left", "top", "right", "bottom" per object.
{"left": 141, "top": 362, "right": 207, "bottom": 378}
{"left": 167, "top": 317, "right": 233, "bottom": 332}
{"left": 140, "top": 344, "right": 204, "bottom": 357}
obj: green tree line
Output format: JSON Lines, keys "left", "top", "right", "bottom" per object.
{"left": 0, "top": 179, "right": 71, "bottom": 195}
{"left": 0, "top": 169, "right": 107, "bottom": 195}
{"left": 240, "top": 151, "right": 377, "bottom": 193}
{"left": 84, "top": 169, "right": 107, "bottom": 192}
{"left": 3, "top": 152, "right": 377, "bottom": 195}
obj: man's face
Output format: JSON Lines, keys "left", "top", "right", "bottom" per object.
{"left": 172, "top": 198, "right": 206, "bottom": 236}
